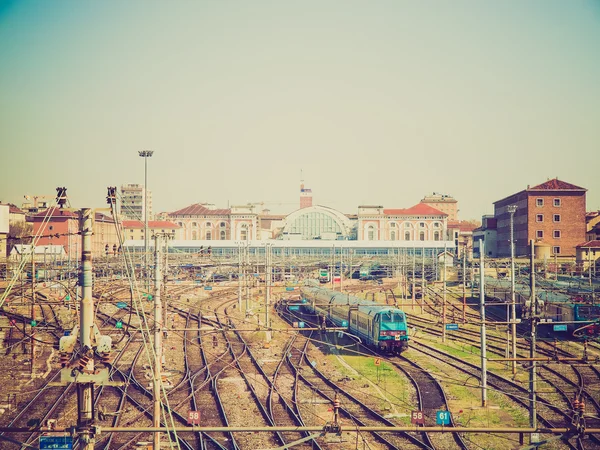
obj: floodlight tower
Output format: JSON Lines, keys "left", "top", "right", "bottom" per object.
{"left": 139, "top": 150, "right": 154, "bottom": 291}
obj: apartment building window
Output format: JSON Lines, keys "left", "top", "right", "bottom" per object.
{"left": 405, "top": 231, "right": 411, "bottom": 240}
{"left": 553, "top": 230, "right": 561, "bottom": 238}
{"left": 553, "top": 214, "right": 561, "bottom": 222}
{"left": 536, "top": 198, "right": 544, "bottom": 207}
{"left": 536, "top": 230, "right": 543, "bottom": 239}
{"left": 553, "top": 246, "right": 560, "bottom": 254}
{"left": 536, "top": 214, "right": 543, "bottom": 222}
{"left": 419, "top": 231, "right": 425, "bottom": 241}
{"left": 553, "top": 198, "right": 561, "bottom": 207}
{"left": 391, "top": 231, "right": 396, "bottom": 240}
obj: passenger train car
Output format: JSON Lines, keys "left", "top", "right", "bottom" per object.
{"left": 300, "top": 286, "right": 409, "bottom": 353}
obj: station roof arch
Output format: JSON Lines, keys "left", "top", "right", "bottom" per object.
{"left": 280, "top": 205, "right": 354, "bottom": 240}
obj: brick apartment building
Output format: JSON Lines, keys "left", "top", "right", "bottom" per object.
{"left": 494, "top": 179, "right": 586, "bottom": 257}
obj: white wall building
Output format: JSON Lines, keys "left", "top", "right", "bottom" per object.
{"left": 121, "top": 184, "right": 152, "bottom": 221}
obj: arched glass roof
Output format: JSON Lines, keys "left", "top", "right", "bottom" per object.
{"left": 281, "top": 206, "right": 353, "bottom": 240}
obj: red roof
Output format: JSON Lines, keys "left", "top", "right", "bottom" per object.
{"left": 384, "top": 203, "right": 447, "bottom": 216}
{"left": 528, "top": 179, "right": 586, "bottom": 191}
{"left": 0, "top": 203, "right": 25, "bottom": 214}
{"left": 31, "top": 207, "right": 77, "bottom": 219}
{"left": 448, "top": 220, "right": 479, "bottom": 232}
{"left": 122, "top": 220, "right": 180, "bottom": 229}
{"left": 576, "top": 240, "right": 600, "bottom": 249}
{"left": 170, "top": 204, "right": 231, "bottom": 216}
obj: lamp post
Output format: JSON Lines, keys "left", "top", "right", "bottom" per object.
{"left": 139, "top": 150, "right": 154, "bottom": 292}
{"left": 508, "top": 204, "right": 518, "bottom": 375}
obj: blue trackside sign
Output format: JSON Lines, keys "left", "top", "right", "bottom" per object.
{"left": 204, "top": 286, "right": 212, "bottom": 291}
{"left": 553, "top": 324, "right": 568, "bottom": 331}
{"left": 286, "top": 287, "right": 295, "bottom": 291}
{"left": 445, "top": 324, "right": 459, "bottom": 330}
{"left": 436, "top": 410, "right": 451, "bottom": 425}
{"left": 39, "top": 435, "right": 73, "bottom": 449}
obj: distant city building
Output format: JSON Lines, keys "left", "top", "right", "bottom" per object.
{"left": 473, "top": 215, "right": 498, "bottom": 258}
{"left": 493, "top": 178, "right": 587, "bottom": 257}
{"left": 167, "top": 203, "right": 258, "bottom": 240}
{"left": 21, "top": 195, "right": 52, "bottom": 215}
{"left": 122, "top": 220, "right": 182, "bottom": 240}
{"left": 257, "top": 212, "right": 286, "bottom": 239}
{"left": 120, "top": 183, "right": 152, "bottom": 221}
{"left": 357, "top": 204, "right": 448, "bottom": 241}
{"left": 0, "top": 204, "right": 8, "bottom": 257}
{"left": 30, "top": 208, "right": 118, "bottom": 258}
{"left": 575, "top": 240, "right": 600, "bottom": 271}
{"left": 586, "top": 211, "right": 600, "bottom": 241}
{"left": 9, "top": 244, "right": 67, "bottom": 262}
{"left": 448, "top": 220, "right": 478, "bottom": 259}
{"left": 300, "top": 183, "right": 313, "bottom": 209}
{"left": 420, "top": 193, "right": 458, "bottom": 221}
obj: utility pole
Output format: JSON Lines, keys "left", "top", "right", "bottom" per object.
{"left": 421, "top": 247, "right": 425, "bottom": 314}
{"left": 78, "top": 208, "right": 95, "bottom": 450}
{"left": 480, "top": 240, "right": 487, "bottom": 407}
{"left": 340, "top": 248, "right": 343, "bottom": 292}
{"left": 153, "top": 234, "right": 163, "bottom": 450}
{"left": 245, "top": 243, "right": 250, "bottom": 312}
{"left": 31, "top": 244, "right": 36, "bottom": 376}
{"left": 265, "top": 243, "right": 271, "bottom": 343}
{"left": 529, "top": 240, "right": 538, "bottom": 443}
{"left": 442, "top": 243, "right": 447, "bottom": 343}
{"left": 411, "top": 247, "right": 416, "bottom": 312}
{"left": 462, "top": 244, "right": 467, "bottom": 323}
{"left": 330, "top": 245, "right": 334, "bottom": 290}
{"left": 508, "top": 204, "right": 518, "bottom": 375}
{"left": 238, "top": 244, "right": 242, "bottom": 310}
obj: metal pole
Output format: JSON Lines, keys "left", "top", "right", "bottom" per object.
{"left": 480, "top": 240, "right": 487, "bottom": 407}
{"left": 31, "top": 245, "right": 35, "bottom": 375}
{"left": 421, "top": 247, "right": 425, "bottom": 314}
{"left": 509, "top": 205, "right": 518, "bottom": 375}
{"left": 265, "top": 244, "right": 271, "bottom": 343}
{"left": 590, "top": 246, "right": 593, "bottom": 287}
{"left": 153, "top": 234, "right": 163, "bottom": 450}
{"left": 238, "top": 244, "right": 242, "bottom": 310}
{"left": 340, "top": 247, "right": 343, "bottom": 292}
{"left": 78, "top": 208, "right": 94, "bottom": 449}
{"left": 411, "top": 246, "right": 416, "bottom": 312}
{"left": 462, "top": 245, "right": 467, "bottom": 323}
{"left": 442, "top": 243, "right": 447, "bottom": 343}
{"left": 330, "top": 245, "right": 334, "bottom": 290}
{"left": 529, "top": 240, "right": 537, "bottom": 442}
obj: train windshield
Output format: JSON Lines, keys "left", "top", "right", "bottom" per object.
{"left": 381, "top": 312, "right": 404, "bottom": 323}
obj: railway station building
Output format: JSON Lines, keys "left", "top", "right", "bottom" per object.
{"left": 493, "top": 178, "right": 587, "bottom": 258}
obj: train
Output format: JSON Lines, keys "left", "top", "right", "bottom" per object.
{"left": 300, "top": 285, "right": 409, "bottom": 353}
{"left": 542, "top": 302, "right": 600, "bottom": 338}
{"left": 318, "top": 269, "right": 330, "bottom": 283}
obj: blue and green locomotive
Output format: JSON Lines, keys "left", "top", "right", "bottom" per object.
{"left": 301, "top": 286, "right": 409, "bottom": 353}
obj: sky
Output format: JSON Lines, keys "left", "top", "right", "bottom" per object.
{"left": 0, "top": 0, "right": 599, "bottom": 221}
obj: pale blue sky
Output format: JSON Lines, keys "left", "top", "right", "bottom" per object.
{"left": 1, "top": 0, "right": 599, "bottom": 220}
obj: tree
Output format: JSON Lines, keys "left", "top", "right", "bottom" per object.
{"left": 7, "top": 221, "right": 33, "bottom": 252}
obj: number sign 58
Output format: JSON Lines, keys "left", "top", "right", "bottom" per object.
{"left": 411, "top": 410, "right": 424, "bottom": 424}
{"left": 187, "top": 410, "right": 200, "bottom": 425}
